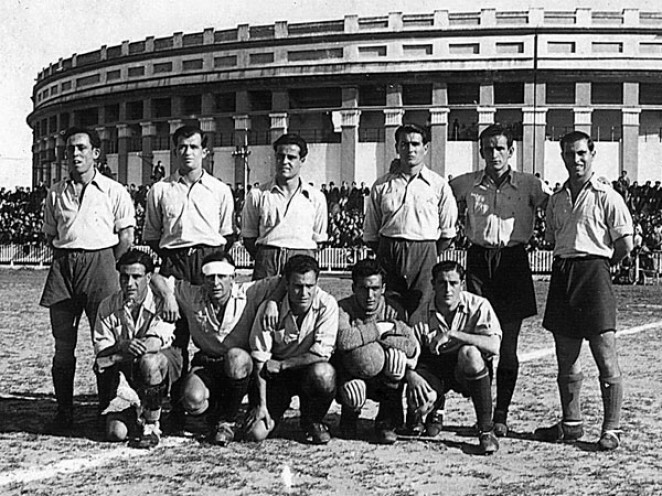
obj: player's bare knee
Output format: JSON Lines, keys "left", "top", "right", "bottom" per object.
{"left": 303, "top": 362, "right": 336, "bottom": 395}
{"left": 224, "top": 348, "right": 253, "bottom": 379}
{"left": 457, "top": 346, "right": 484, "bottom": 375}
{"left": 106, "top": 418, "right": 129, "bottom": 442}
{"left": 181, "top": 379, "right": 209, "bottom": 415}
{"left": 245, "top": 421, "right": 271, "bottom": 442}
{"left": 138, "top": 353, "right": 165, "bottom": 384}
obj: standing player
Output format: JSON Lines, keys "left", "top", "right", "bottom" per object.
{"left": 450, "top": 123, "right": 550, "bottom": 436}
{"left": 143, "top": 124, "right": 235, "bottom": 428}
{"left": 406, "top": 261, "right": 502, "bottom": 455}
{"left": 40, "top": 127, "right": 135, "bottom": 433}
{"left": 151, "top": 252, "right": 283, "bottom": 445}
{"left": 363, "top": 123, "right": 458, "bottom": 314}
{"left": 535, "top": 131, "right": 633, "bottom": 451}
{"left": 245, "top": 255, "right": 338, "bottom": 444}
{"left": 94, "top": 249, "right": 181, "bottom": 449}
{"left": 241, "top": 134, "right": 328, "bottom": 280}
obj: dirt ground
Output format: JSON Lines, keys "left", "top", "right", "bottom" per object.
{"left": 1, "top": 268, "right": 661, "bottom": 495}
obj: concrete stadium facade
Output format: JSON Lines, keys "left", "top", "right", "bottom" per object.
{"left": 28, "top": 8, "right": 662, "bottom": 189}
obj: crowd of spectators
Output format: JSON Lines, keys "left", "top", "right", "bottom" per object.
{"left": 2, "top": 168, "right": 660, "bottom": 254}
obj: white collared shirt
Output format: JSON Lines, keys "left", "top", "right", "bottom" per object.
{"left": 241, "top": 178, "right": 328, "bottom": 249}
{"left": 143, "top": 170, "right": 235, "bottom": 249}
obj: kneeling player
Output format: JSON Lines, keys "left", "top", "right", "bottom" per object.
{"left": 245, "top": 255, "right": 338, "bottom": 445}
{"left": 406, "top": 261, "right": 502, "bottom": 455}
{"left": 94, "top": 249, "right": 182, "bottom": 449}
{"left": 152, "top": 252, "right": 283, "bottom": 445}
{"left": 335, "top": 259, "right": 418, "bottom": 444}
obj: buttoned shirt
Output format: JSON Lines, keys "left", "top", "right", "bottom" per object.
{"left": 93, "top": 287, "right": 174, "bottom": 355}
{"left": 363, "top": 165, "right": 458, "bottom": 243}
{"left": 409, "top": 291, "right": 502, "bottom": 358}
{"left": 250, "top": 286, "right": 338, "bottom": 363}
{"left": 143, "top": 170, "right": 234, "bottom": 249}
{"left": 241, "top": 178, "right": 328, "bottom": 249}
{"left": 42, "top": 171, "right": 135, "bottom": 250}
{"left": 545, "top": 175, "right": 633, "bottom": 259}
{"left": 451, "top": 169, "right": 551, "bottom": 248}
{"left": 173, "top": 277, "right": 281, "bottom": 356}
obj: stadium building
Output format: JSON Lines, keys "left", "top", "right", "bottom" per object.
{"left": 28, "top": 7, "right": 662, "bottom": 188}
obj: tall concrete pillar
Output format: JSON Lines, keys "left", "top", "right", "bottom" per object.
{"left": 140, "top": 121, "right": 155, "bottom": 185}
{"left": 233, "top": 115, "right": 251, "bottom": 187}
{"left": 477, "top": 107, "right": 496, "bottom": 135}
{"left": 269, "top": 112, "right": 288, "bottom": 144}
{"left": 168, "top": 119, "right": 183, "bottom": 174}
{"left": 55, "top": 133, "right": 66, "bottom": 182}
{"left": 522, "top": 107, "right": 547, "bottom": 174}
{"left": 383, "top": 108, "right": 404, "bottom": 174}
{"left": 117, "top": 124, "right": 129, "bottom": 184}
{"left": 340, "top": 109, "right": 361, "bottom": 182}
{"left": 429, "top": 108, "right": 449, "bottom": 177}
{"left": 199, "top": 117, "right": 217, "bottom": 175}
{"left": 573, "top": 108, "right": 593, "bottom": 136}
{"left": 621, "top": 108, "right": 641, "bottom": 181}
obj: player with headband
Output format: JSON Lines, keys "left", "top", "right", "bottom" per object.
{"left": 151, "top": 251, "right": 283, "bottom": 445}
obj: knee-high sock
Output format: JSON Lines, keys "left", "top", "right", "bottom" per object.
{"left": 558, "top": 373, "right": 584, "bottom": 422}
{"left": 495, "top": 365, "right": 519, "bottom": 415}
{"left": 600, "top": 375, "right": 623, "bottom": 432}
{"left": 218, "top": 376, "right": 250, "bottom": 423}
{"left": 467, "top": 368, "right": 493, "bottom": 433}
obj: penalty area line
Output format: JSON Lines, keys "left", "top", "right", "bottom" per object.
{"left": 0, "top": 437, "right": 191, "bottom": 487}
{"left": 520, "top": 320, "right": 662, "bottom": 363}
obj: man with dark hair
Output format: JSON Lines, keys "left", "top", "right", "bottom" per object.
{"left": 335, "top": 259, "right": 418, "bottom": 444}
{"left": 534, "top": 130, "right": 633, "bottom": 451}
{"left": 245, "top": 255, "right": 338, "bottom": 444}
{"left": 40, "top": 126, "right": 135, "bottom": 433}
{"left": 450, "top": 123, "right": 551, "bottom": 436}
{"left": 406, "top": 261, "right": 502, "bottom": 455}
{"left": 94, "top": 248, "right": 181, "bottom": 449}
{"left": 150, "top": 252, "right": 283, "bottom": 445}
{"left": 143, "top": 124, "right": 235, "bottom": 430}
{"left": 363, "top": 123, "right": 458, "bottom": 314}
{"left": 242, "top": 133, "right": 327, "bottom": 280}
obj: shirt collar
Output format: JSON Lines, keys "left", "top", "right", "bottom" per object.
{"left": 66, "top": 169, "right": 107, "bottom": 193}
{"left": 428, "top": 293, "right": 469, "bottom": 318}
{"left": 124, "top": 287, "right": 158, "bottom": 315}
{"left": 476, "top": 167, "right": 518, "bottom": 188}
{"left": 169, "top": 169, "right": 210, "bottom": 186}
{"left": 280, "top": 286, "right": 322, "bottom": 319}
{"left": 393, "top": 165, "right": 432, "bottom": 186}
{"left": 268, "top": 177, "right": 312, "bottom": 199}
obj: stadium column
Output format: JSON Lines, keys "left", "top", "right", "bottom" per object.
{"left": 168, "top": 119, "right": 183, "bottom": 175}
{"left": 476, "top": 108, "right": 496, "bottom": 172}
{"left": 429, "top": 108, "right": 449, "bottom": 177}
{"left": 199, "top": 117, "right": 217, "bottom": 176}
{"left": 383, "top": 84, "right": 403, "bottom": 175}
{"left": 140, "top": 121, "right": 155, "bottom": 185}
{"left": 117, "top": 123, "right": 129, "bottom": 185}
{"left": 621, "top": 108, "right": 641, "bottom": 181}
{"left": 269, "top": 112, "right": 288, "bottom": 144}
{"left": 522, "top": 108, "right": 547, "bottom": 175}
{"left": 55, "top": 132, "right": 65, "bottom": 182}
{"left": 340, "top": 109, "right": 361, "bottom": 183}
{"left": 233, "top": 114, "right": 251, "bottom": 188}
{"left": 573, "top": 108, "right": 593, "bottom": 137}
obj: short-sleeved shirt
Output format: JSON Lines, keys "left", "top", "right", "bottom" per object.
{"left": 173, "top": 277, "right": 281, "bottom": 356}
{"left": 545, "top": 175, "right": 634, "bottom": 259}
{"left": 42, "top": 171, "right": 135, "bottom": 250}
{"left": 409, "top": 291, "right": 502, "bottom": 358}
{"left": 93, "top": 287, "right": 174, "bottom": 355}
{"left": 241, "top": 178, "right": 328, "bottom": 249}
{"left": 451, "top": 169, "right": 550, "bottom": 248}
{"left": 363, "top": 165, "right": 458, "bottom": 243}
{"left": 143, "top": 170, "right": 234, "bottom": 249}
{"left": 250, "top": 286, "right": 338, "bottom": 363}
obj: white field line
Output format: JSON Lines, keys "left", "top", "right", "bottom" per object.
{"left": 0, "top": 437, "right": 190, "bottom": 487}
{"left": 519, "top": 320, "right": 662, "bottom": 363}
{"left": 2, "top": 320, "right": 662, "bottom": 487}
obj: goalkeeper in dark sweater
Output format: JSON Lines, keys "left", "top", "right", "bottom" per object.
{"left": 335, "top": 259, "right": 419, "bottom": 444}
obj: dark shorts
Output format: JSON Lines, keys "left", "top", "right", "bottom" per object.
{"left": 415, "top": 351, "right": 492, "bottom": 398}
{"left": 466, "top": 244, "right": 537, "bottom": 323}
{"left": 543, "top": 257, "right": 616, "bottom": 339}
{"left": 253, "top": 246, "right": 317, "bottom": 281}
{"left": 377, "top": 237, "right": 437, "bottom": 315}
{"left": 160, "top": 245, "right": 224, "bottom": 285}
{"left": 40, "top": 247, "right": 119, "bottom": 309}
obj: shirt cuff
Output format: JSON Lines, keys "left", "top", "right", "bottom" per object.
{"left": 439, "top": 227, "right": 457, "bottom": 239}
{"left": 115, "top": 215, "right": 136, "bottom": 231}
{"left": 251, "top": 350, "right": 272, "bottom": 363}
